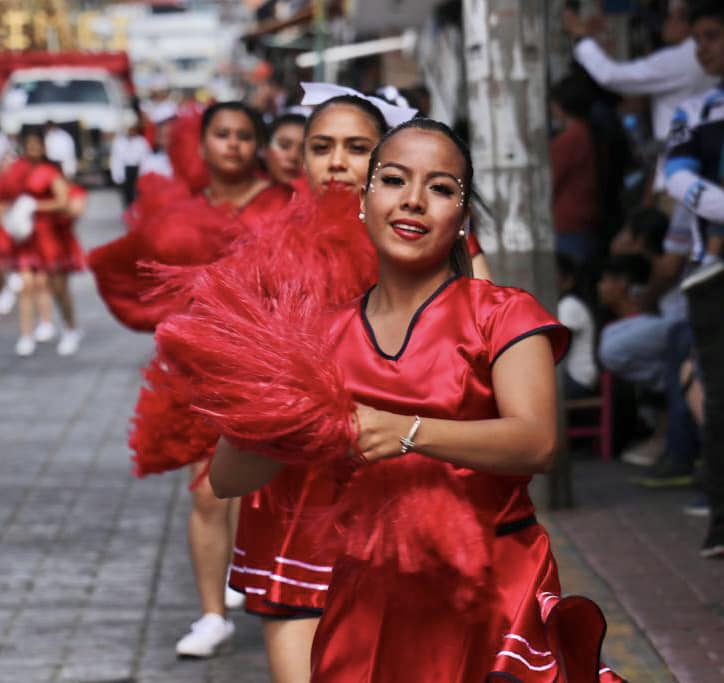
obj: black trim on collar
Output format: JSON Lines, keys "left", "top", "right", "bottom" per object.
{"left": 490, "top": 324, "right": 570, "bottom": 368}
{"left": 495, "top": 515, "right": 537, "bottom": 537}
{"left": 361, "top": 273, "right": 462, "bottom": 361}
{"left": 486, "top": 673, "right": 523, "bottom": 682}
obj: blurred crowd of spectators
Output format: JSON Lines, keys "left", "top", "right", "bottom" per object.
{"left": 550, "top": 0, "right": 724, "bottom": 556}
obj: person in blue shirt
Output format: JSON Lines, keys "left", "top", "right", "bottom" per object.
{"left": 664, "top": 0, "right": 724, "bottom": 558}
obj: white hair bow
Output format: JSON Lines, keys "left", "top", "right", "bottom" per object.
{"left": 300, "top": 82, "right": 418, "bottom": 128}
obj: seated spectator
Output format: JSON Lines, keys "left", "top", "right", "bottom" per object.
{"left": 549, "top": 75, "right": 600, "bottom": 266}
{"left": 597, "top": 254, "right": 672, "bottom": 392}
{"left": 608, "top": 207, "right": 698, "bottom": 473}
{"left": 556, "top": 253, "right": 598, "bottom": 400}
{"left": 611, "top": 205, "right": 690, "bottom": 321}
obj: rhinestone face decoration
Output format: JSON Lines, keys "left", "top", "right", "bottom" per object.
{"left": 369, "top": 161, "right": 382, "bottom": 192}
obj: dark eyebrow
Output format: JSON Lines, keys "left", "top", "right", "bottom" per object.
{"left": 380, "top": 162, "right": 460, "bottom": 184}
{"left": 309, "top": 135, "right": 375, "bottom": 144}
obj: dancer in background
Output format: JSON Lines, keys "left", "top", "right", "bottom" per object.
{"left": 263, "top": 112, "right": 306, "bottom": 188}
{"left": 50, "top": 183, "right": 87, "bottom": 356}
{"left": 91, "top": 101, "right": 291, "bottom": 660}
{"left": 0, "top": 130, "right": 83, "bottom": 357}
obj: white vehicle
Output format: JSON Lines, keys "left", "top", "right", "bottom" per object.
{"left": 0, "top": 66, "right": 136, "bottom": 179}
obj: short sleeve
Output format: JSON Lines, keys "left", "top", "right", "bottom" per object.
{"left": 482, "top": 289, "right": 570, "bottom": 367}
{"left": 466, "top": 232, "right": 482, "bottom": 257}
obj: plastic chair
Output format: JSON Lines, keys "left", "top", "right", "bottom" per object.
{"left": 565, "top": 370, "right": 614, "bottom": 461}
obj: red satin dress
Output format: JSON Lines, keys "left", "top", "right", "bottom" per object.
{"left": 88, "top": 182, "right": 292, "bottom": 331}
{"left": 1, "top": 159, "right": 84, "bottom": 272}
{"left": 228, "top": 223, "right": 483, "bottom": 618}
{"left": 226, "top": 188, "right": 377, "bottom": 617}
{"left": 310, "top": 275, "right": 622, "bottom": 683}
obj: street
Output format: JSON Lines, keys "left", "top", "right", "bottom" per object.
{"left": 0, "top": 190, "right": 721, "bottom": 682}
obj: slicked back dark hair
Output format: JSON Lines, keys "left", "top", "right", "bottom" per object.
{"left": 688, "top": 0, "right": 724, "bottom": 24}
{"left": 200, "top": 101, "right": 267, "bottom": 146}
{"left": 269, "top": 113, "right": 307, "bottom": 139}
{"left": 304, "top": 95, "right": 388, "bottom": 139}
{"left": 365, "top": 118, "right": 475, "bottom": 277}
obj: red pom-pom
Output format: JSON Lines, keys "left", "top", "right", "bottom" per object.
{"left": 156, "top": 268, "right": 356, "bottom": 464}
{"left": 129, "top": 356, "right": 218, "bottom": 476}
{"left": 329, "top": 454, "right": 493, "bottom": 613}
{"left": 168, "top": 112, "right": 209, "bottom": 194}
{"left": 124, "top": 173, "right": 193, "bottom": 231}
{"left": 89, "top": 195, "right": 245, "bottom": 331}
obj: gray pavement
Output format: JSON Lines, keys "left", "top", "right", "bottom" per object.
{"left": 0, "top": 190, "right": 267, "bottom": 683}
{"left": 0, "top": 189, "right": 721, "bottom": 682}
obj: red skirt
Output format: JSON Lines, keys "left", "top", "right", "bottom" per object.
{"left": 229, "top": 464, "right": 339, "bottom": 619}
{"left": 310, "top": 522, "right": 624, "bottom": 683}
{"left": 4, "top": 212, "right": 84, "bottom": 273}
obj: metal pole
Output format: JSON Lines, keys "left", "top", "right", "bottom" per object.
{"left": 462, "top": 0, "right": 573, "bottom": 509}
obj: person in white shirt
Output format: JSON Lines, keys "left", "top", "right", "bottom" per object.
{"left": 44, "top": 121, "right": 77, "bottom": 178}
{"left": 556, "top": 253, "right": 598, "bottom": 399}
{"left": 562, "top": 0, "right": 717, "bottom": 194}
{"left": 110, "top": 121, "right": 152, "bottom": 206}
{"left": 138, "top": 115, "right": 174, "bottom": 179}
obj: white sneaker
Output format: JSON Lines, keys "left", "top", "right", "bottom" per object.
{"left": 15, "top": 336, "right": 36, "bottom": 357}
{"left": 7, "top": 273, "right": 22, "bottom": 293}
{"left": 57, "top": 329, "right": 82, "bottom": 356}
{"left": 225, "top": 585, "right": 245, "bottom": 610}
{"left": 620, "top": 435, "right": 665, "bottom": 467}
{"left": 34, "top": 321, "right": 56, "bottom": 343}
{"left": 0, "top": 287, "right": 15, "bottom": 314}
{"left": 175, "top": 613, "right": 234, "bottom": 658}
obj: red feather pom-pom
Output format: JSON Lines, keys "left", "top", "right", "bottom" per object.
{"left": 124, "top": 173, "right": 193, "bottom": 231}
{"left": 327, "top": 454, "right": 493, "bottom": 614}
{"left": 168, "top": 112, "right": 209, "bottom": 194}
{"left": 129, "top": 356, "right": 218, "bottom": 476}
{"left": 150, "top": 188, "right": 375, "bottom": 463}
{"left": 156, "top": 268, "right": 356, "bottom": 464}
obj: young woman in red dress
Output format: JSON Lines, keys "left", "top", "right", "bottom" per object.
{"left": 91, "top": 102, "right": 292, "bottom": 659}
{"left": 210, "top": 119, "right": 623, "bottom": 682}
{"left": 89, "top": 101, "right": 291, "bottom": 332}
{"left": 225, "top": 93, "right": 391, "bottom": 683}
{"left": 0, "top": 130, "right": 84, "bottom": 356}
{"left": 264, "top": 112, "right": 307, "bottom": 189}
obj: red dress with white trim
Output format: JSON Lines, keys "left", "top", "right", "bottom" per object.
{"left": 1, "top": 159, "right": 84, "bottom": 272}
{"left": 223, "top": 188, "right": 377, "bottom": 617}
{"left": 310, "top": 275, "right": 623, "bottom": 683}
{"left": 229, "top": 464, "right": 339, "bottom": 617}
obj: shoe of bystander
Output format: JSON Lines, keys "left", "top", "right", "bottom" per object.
{"left": 631, "top": 453, "right": 693, "bottom": 488}
{"left": 700, "top": 522, "right": 724, "bottom": 559}
{"left": 683, "top": 494, "right": 711, "bottom": 517}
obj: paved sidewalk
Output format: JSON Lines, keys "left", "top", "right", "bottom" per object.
{"left": 0, "top": 190, "right": 721, "bottom": 682}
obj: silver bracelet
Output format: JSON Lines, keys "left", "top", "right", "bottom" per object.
{"left": 399, "top": 415, "right": 422, "bottom": 454}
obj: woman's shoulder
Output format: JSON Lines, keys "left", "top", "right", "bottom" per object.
{"left": 460, "top": 276, "right": 543, "bottom": 314}
{"left": 460, "top": 277, "right": 569, "bottom": 362}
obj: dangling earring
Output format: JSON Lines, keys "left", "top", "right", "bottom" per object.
{"left": 459, "top": 216, "right": 470, "bottom": 238}
{"left": 358, "top": 212, "right": 365, "bottom": 222}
